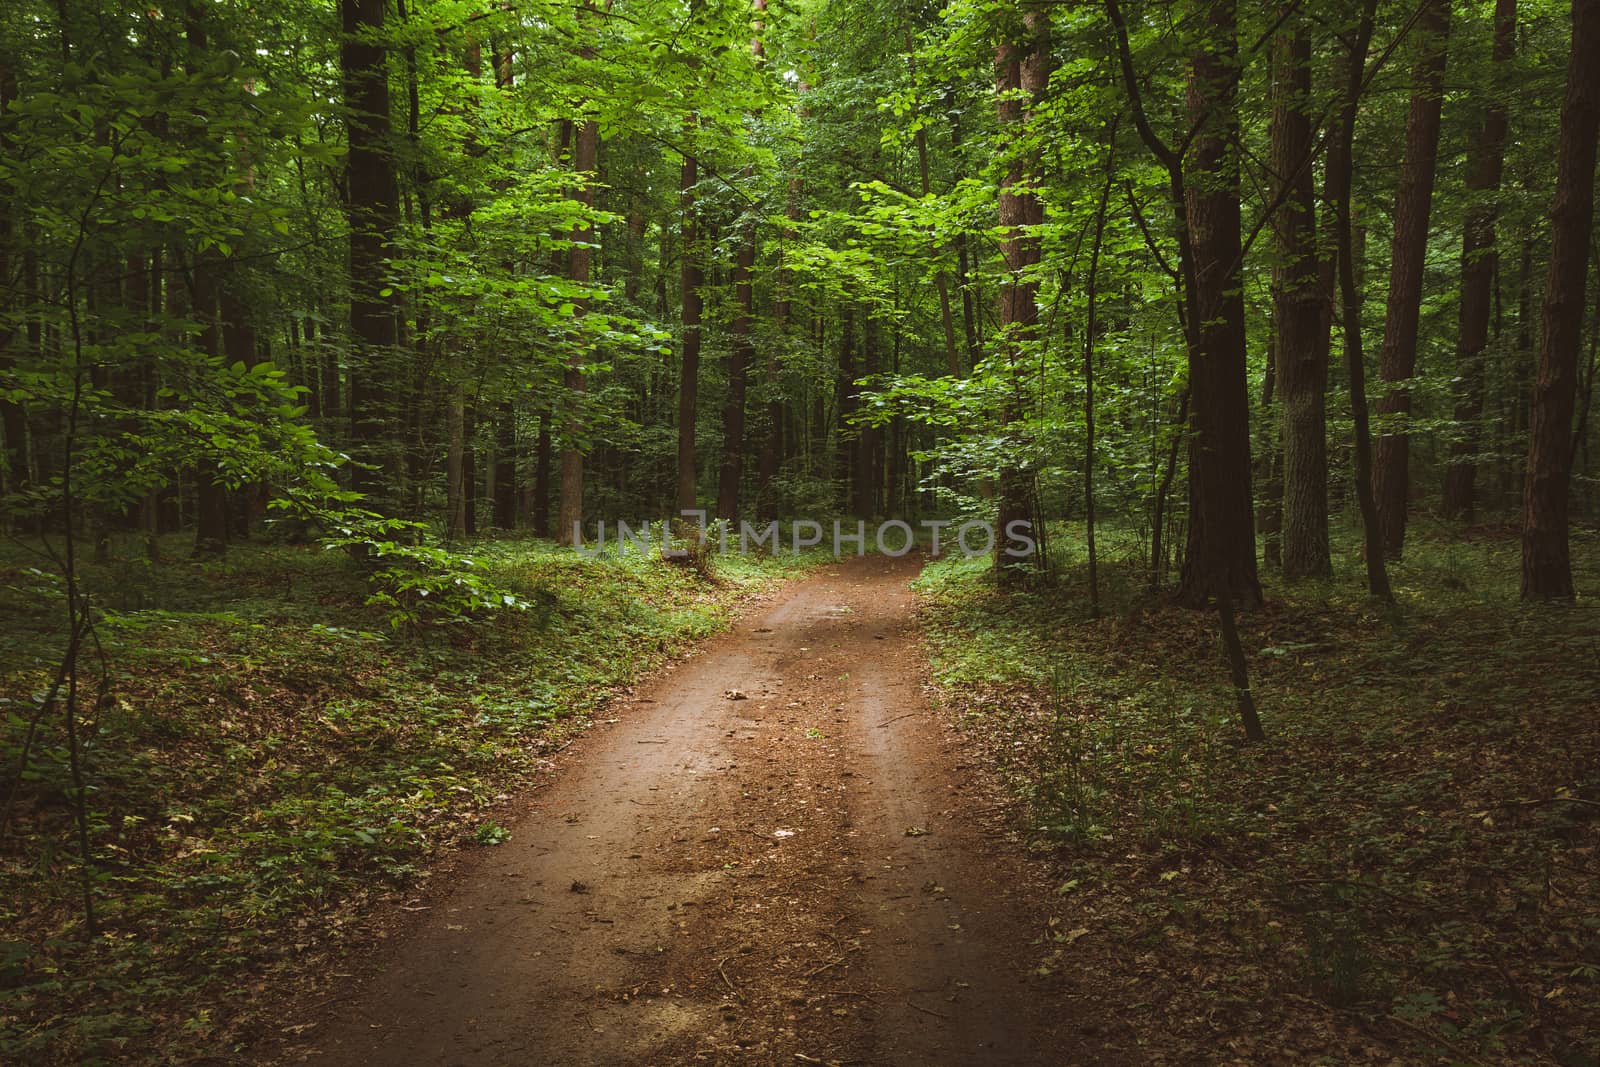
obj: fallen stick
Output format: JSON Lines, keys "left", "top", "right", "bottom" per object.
{"left": 717, "top": 958, "right": 745, "bottom": 1002}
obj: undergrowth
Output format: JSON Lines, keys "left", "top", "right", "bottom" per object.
{"left": 0, "top": 534, "right": 819, "bottom": 1064}
{"left": 916, "top": 521, "right": 1600, "bottom": 1065}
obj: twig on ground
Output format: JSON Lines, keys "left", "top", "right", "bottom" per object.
{"left": 717, "top": 957, "right": 745, "bottom": 1002}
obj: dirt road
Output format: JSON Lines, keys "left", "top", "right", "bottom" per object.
{"left": 282, "top": 554, "right": 1076, "bottom": 1065}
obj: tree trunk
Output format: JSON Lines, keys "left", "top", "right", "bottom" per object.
{"left": 993, "top": 7, "right": 1050, "bottom": 586}
{"left": 341, "top": 0, "right": 400, "bottom": 509}
{"left": 1373, "top": 0, "right": 1450, "bottom": 558}
{"left": 907, "top": 33, "right": 960, "bottom": 378}
{"left": 676, "top": 140, "right": 702, "bottom": 514}
{"left": 1175, "top": 0, "right": 1261, "bottom": 610}
{"left": 493, "top": 401, "right": 516, "bottom": 528}
{"left": 1522, "top": 0, "right": 1600, "bottom": 600}
{"left": 1442, "top": 0, "right": 1516, "bottom": 520}
{"left": 718, "top": 216, "right": 754, "bottom": 522}
{"left": 1084, "top": 140, "right": 1115, "bottom": 618}
{"left": 534, "top": 407, "right": 552, "bottom": 536}
{"left": 835, "top": 307, "right": 857, "bottom": 507}
{"left": 1271, "top": 14, "right": 1331, "bottom": 579}
{"left": 192, "top": 259, "right": 230, "bottom": 556}
{"left": 558, "top": 115, "right": 598, "bottom": 545}
{"left": 946, "top": 100, "right": 982, "bottom": 370}
{"left": 1328, "top": 0, "right": 1394, "bottom": 600}
{"left": 0, "top": 61, "right": 28, "bottom": 507}
{"left": 446, "top": 386, "right": 466, "bottom": 540}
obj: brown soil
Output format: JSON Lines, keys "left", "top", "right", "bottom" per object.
{"left": 272, "top": 553, "right": 1091, "bottom": 1066}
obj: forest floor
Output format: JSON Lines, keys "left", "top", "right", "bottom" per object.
{"left": 269, "top": 552, "right": 1077, "bottom": 1066}
{"left": 917, "top": 523, "right": 1600, "bottom": 1066}
{"left": 4, "top": 525, "right": 1598, "bottom": 1065}
{"left": 0, "top": 537, "right": 821, "bottom": 1064}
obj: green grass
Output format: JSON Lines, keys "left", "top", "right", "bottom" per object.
{"left": 0, "top": 533, "right": 821, "bottom": 1064}
{"left": 916, "top": 520, "right": 1600, "bottom": 1065}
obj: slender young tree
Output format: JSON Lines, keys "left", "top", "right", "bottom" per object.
{"left": 558, "top": 112, "right": 599, "bottom": 545}
{"left": 676, "top": 134, "right": 703, "bottom": 514}
{"left": 1442, "top": 0, "right": 1516, "bottom": 520}
{"left": 1373, "top": 0, "right": 1450, "bottom": 559}
{"left": 1328, "top": 0, "right": 1394, "bottom": 601}
{"left": 1522, "top": 0, "right": 1600, "bottom": 599}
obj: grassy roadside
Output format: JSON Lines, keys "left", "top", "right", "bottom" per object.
{"left": 915, "top": 524, "right": 1600, "bottom": 1065}
{"left": 0, "top": 535, "right": 820, "bottom": 1064}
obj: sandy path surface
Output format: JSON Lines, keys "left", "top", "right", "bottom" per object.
{"left": 278, "top": 553, "right": 1080, "bottom": 1066}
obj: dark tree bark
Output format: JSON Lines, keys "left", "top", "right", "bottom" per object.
{"left": 994, "top": 7, "right": 1050, "bottom": 585}
{"left": 1373, "top": 0, "right": 1450, "bottom": 558}
{"left": 1270, "top": 14, "right": 1331, "bottom": 579}
{"left": 717, "top": 220, "right": 754, "bottom": 522}
{"left": 0, "top": 60, "right": 29, "bottom": 505}
{"left": 906, "top": 32, "right": 960, "bottom": 378}
{"left": 533, "top": 407, "right": 552, "bottom": 536}
{"left": 675, "top": 139, "right": 703, "bottom": 514}
{"left": 557, "top": 114, "right": 598, "bottom": 545}
{"left": 855, "top": 313, "right": 882, "bottom": 518}
{"left": 464, "top": 403, "right": 478, "bottom": 537}
{"left": 1522, "top": 0, "right": 1600, "bottom": 600}
{"left": 182, "top": 7, "right": 231, "bottom": 557}
{"left": 1442, "top": 0, "right": 1516, "bottom": 519}
{"left": 1084, "top": 139, "right": 1115, "bottom": 618}
{"left": 1328, "top": 0, "right": 1394, "bottom": 600}
{"left": 834, "top": 307, "right": 857, "bottom": 506}
{"left": 493, "top": 401, "right": 516, "bottom": 529}
{"left": 341, "top": 0, "right": 400, "bottom": 508}
{"left": 447, "top": 389, "right": 466, "bottom": 539}
{"left": 946, "top": 101, "right": 982, "bottom": 370}
{"left": 1175, "top": 0, "right": 1261, "bottom": 610}
{"left": 192, "top": 258, "right": 230, "bottom": 556}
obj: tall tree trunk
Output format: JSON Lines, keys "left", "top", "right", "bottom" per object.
{"left": 676, "top": 138, "right": 702, "bottom": 514}
{"left": 1084, "top": 140, "right": 1115, "bottom": 618}
{"left": 718, "top": 217, "right": 754, "bottom": 522}
{"left": 0, "top": 60, "right": 28, "bottom": 506}
{"left": 835, "top": 308, "right": 857, "bottom": 507}
{"left": 1442, "top": 0, "right": 1516, "bottom": 520}
{"left": 1175, "top": 0, "right": 1261, "bottom": 610}
{"left": 1271, "top": 14, "right": 1331, "bottom": 579}
{"left": 192, "top": 258, "right": 230, "bottom": 556}
{"left": 184, "top": 6, "right": 230, "bottom": 557}
{"left": 1328, "top": 0, "right": 1394, "bottom": 600}
{"left": 1373, "top": 0, "right": 1450, "bottom": 558}
{"left": 493, "top": 401, "right": 516, "bottom": 528}
{"left": 946, "top": 100, "right": 982, "bottom": 370}
{"left": 994, "top": 7, "right": 1050, "bottom": 586}
{"left": 446, "top": 384, "right": 466, "bottom": 540}
{"left": 907, "top": 32, "right": 960, "bottom": 377}
{"left": 342, "top": 0, "right": 400, "bottom": 509}
{"left": 855, "top": 312, "right": 882, "bottom": 518}
{"left": 534, "top": 407, "right": 552, "bottom": 536}
{"left": 464, "top": 403, "right": 478, "bottom": 537}
{"left": 558, "top": 115, "right": 598, "bottom": 545}
{"left": 1522, "top": 0, "right": 1600, "bottom": 599}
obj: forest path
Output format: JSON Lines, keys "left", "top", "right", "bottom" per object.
{"left": 282, "top": 553, "right": 1076, "bottom": 1066}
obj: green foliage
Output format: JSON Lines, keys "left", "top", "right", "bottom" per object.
{"left": 318, "top": 515, "right": 530, "bottom": 631}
